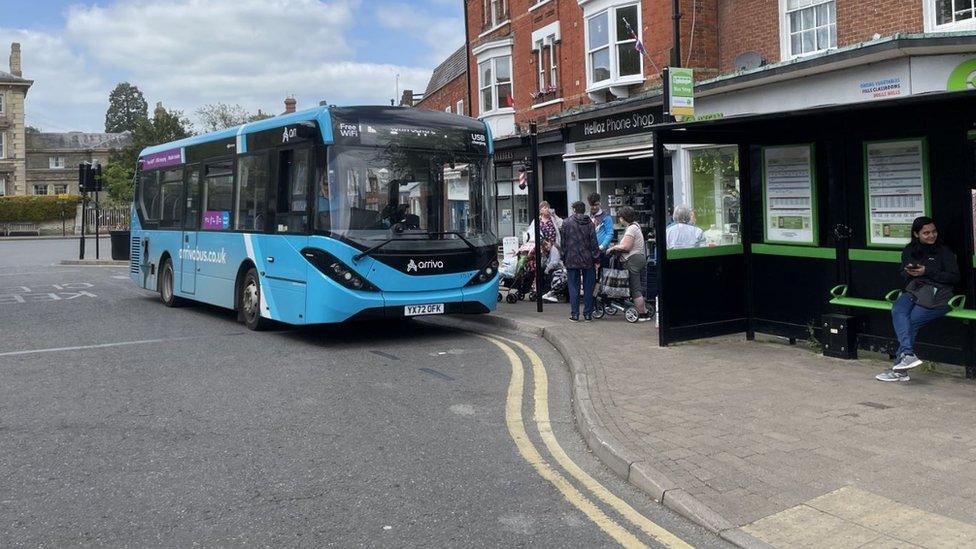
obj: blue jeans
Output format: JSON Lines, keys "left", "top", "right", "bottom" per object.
{"left": 567, "top": 267, "right": 595, "bottom": 318}
{"left": 891, "top": 293, "right": 948, "bottom": 357}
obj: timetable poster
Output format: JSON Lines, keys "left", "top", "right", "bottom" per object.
{"left": 865, "top": 139, "right": 927, "bottom": 247}
{"left": 764, "top": 145, "right": 815, "bottom": 244}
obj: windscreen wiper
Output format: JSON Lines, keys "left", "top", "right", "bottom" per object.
{"left": 353, "top": 231, "right": 478, "bottom": 263}
{"left": 426, "top": 231, "right": 477, "bottom": 250}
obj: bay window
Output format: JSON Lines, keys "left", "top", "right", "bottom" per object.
{"left": 781, "top": 0, "right": 836, "bottom": 58}
{"left": 585, "top": 2, "right": 642, "bottom": 90}
{"left": 478, "top": 55, "right": 513, "bottom": 114}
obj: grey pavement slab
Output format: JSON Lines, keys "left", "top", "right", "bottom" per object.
{"left": 482, "top": 300, "right": 976, "bottom": 542}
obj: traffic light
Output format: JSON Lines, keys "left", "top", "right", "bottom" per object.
{"left": 77, "top": 163, "right": 104, "bottom": 193}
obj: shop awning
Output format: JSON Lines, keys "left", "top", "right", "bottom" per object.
{"left": 562, "top": 143, "right": 654, "bottom": 163}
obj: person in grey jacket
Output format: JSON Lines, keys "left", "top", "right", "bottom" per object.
{"left": 559, "top": 201, "right": 600, "bottom": 322}
{"left": 876, "top": 216, "right": 960, "bottom": 382}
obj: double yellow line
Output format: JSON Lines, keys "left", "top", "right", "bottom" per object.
{"left": 481, "top": 335, "right": 691, "bottom": 549}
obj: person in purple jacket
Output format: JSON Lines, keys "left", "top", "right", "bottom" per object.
{"left": 559, "top": 201, "right": 601, "bottom": 322}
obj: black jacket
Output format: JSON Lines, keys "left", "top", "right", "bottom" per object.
{"left": 900, "top": 242, "right": 959, "bottom": 308}
{"left": 559, "top": 213, "right": 599, "bottom": 269}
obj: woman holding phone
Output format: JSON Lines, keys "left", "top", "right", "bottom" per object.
{"left": 876, "top": 216, "right": 959, "bottom": 382}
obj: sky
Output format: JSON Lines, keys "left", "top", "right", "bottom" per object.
{"left": 0, "top": 0, "right": 464, "bottom": 133}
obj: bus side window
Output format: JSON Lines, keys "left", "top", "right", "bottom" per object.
{"left": 184, "top": 166, "right": 201, "bottom": 230}
{"left": 158, "top": 168, "right": 184, "bottom": 229}
{"left": 139, "top": 170, "right": 162, "bottom": 224}
{"left": 275, "top": 148, "right": 309, "bottom": 234}
{"left": 237, "top": 153, "right": 270, "bottom": 232}
{"left": 202, "top": 160, "right": 234, "bottom": 231}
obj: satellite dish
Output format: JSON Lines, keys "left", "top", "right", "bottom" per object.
{"left": 733, "top": 51, "right": 763, "bottom": 71}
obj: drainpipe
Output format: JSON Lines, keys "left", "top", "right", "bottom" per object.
{"left": 671, "top": 0, "right": 682, "bottom": 67}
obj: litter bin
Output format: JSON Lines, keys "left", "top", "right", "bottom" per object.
{"left": 110, "top": 230, "right": 130, "bottom": 261}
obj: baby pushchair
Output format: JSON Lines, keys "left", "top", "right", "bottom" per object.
{"left": 498, "top": 243, "right": 540, "bottom": 303}
{"left": 592, "top": 254, "right": 654, "bottom": 323}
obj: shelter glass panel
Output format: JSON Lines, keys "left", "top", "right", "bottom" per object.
{"left": 671, "top": 146, "right": 741, "bottom": 251}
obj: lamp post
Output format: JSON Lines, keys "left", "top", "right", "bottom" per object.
{"left": 519, "top": 123, "right": 543, "bottom": 313}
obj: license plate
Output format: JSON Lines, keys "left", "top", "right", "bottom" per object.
{"left": 404, "top": 303, "right": 444, "bottom": 316}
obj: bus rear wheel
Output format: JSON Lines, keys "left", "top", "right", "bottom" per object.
{"left": 240, "top": 267, "right": 270, "bottom": 331}
{"left": 159, "top": 258, "right": 185, "bottom": 307}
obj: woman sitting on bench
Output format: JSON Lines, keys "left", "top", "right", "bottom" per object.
{"left": 876, "top": 216, "right": 960, "bottom": 382}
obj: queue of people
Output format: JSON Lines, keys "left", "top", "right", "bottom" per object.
{"left": 513, "top": 193, "right": 651, "bottom": 324}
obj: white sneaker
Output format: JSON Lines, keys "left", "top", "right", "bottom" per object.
{"left": 542, "top": 292, "right": 558, "bottom": 303}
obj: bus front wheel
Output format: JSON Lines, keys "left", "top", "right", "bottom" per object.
{"left": 240, "top": 268, "right": 270, "bottom": 331}
{"left": 159, "top": 258, "right": 185, "bottom": 308}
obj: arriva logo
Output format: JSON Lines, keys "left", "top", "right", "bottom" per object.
{"left": 406, "top": 259, "right": 444, "bottom": 272}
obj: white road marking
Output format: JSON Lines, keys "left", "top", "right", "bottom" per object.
{"left": 0, "top": 335, "right": 225, "bottom": 358}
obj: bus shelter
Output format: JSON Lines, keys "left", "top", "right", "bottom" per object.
{"left": 650, "top": 90, "right": 976, "bottom": 378}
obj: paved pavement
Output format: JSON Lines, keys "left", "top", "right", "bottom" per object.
{"left": 461, "top": 299, "right": 976, "bottom": 548}
{"left": 0, "top": 239, "right": 728, "bottom": 547}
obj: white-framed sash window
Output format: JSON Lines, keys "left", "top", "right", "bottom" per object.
{"left": 478, "top": 55, "right": 513, "bottom": 114}
{"left": 780, "top": 0, "right": 836, "bottom": 59}
{"left": 49, "top": 156, "right": 65, "bottom": 169}
{"left": 925, "top": 0, "right": 976, "bottom": 32}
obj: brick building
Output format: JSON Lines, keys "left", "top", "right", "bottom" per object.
{"left": 415, "top": 46, "right": 467, "bottom": 115}
{"left": 0, "top": 43, "right": 32, "bottom": 197}
{"left": 25, "top": 132, "right": 132, "bottom": 196}
{"left": 424, "top": 1, "right": 976, "bottom": 243}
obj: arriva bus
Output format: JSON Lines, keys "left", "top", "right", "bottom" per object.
{"left": 129, "top": 106, "right": 499, "bottom": 330}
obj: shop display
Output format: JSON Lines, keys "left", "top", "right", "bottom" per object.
{"left": 763, "top": 144, "right": 816, "bottom": 245}
{"left": 864, "top": 139, "right": 928, "bottom": 247}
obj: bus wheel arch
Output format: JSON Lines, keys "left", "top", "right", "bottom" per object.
{"left": 158, "top": 253, "right": 185, "bottom": 307}
{"left": 238, "top": 263, "right": 270, "bottom": 331}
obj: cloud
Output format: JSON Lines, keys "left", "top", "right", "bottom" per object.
{"left": 0, "top": 28, "right": 109, "bottom": 132}
{"left": 375, "top": 2, "right": 465, "bottom": 65}
{"left": 2, "top": 0, "right": 450, "bottom": 132}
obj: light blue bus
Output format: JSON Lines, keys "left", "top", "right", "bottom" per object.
{"left": 129, "top": 106, "right": 499, "bottom": 330}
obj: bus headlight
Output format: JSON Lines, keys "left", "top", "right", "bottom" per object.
{"left": 302, "top": 248, "right": 379, "bottom": 292}
{"left": 466, "top": 259, "right": 499, "bottom": 287}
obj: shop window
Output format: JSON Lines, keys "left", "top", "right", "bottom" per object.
{"left": 679, "top": 146, "right": 741, "bottom": 249}
{"left": 927, "top": 0, "right": 976, "bottom": 31}
{"left": 585, "top": 2, "right": 642, "bottom": 90}
{"left": 237, "top": 154, "right": 269, "bottom": 231}
{"left": 781, "top": 0, "right": 836, "bottom": 59}
{"left": 479, "top": 55, "right": 514, "bottom": 114}
{"left": 202, "top": 160, "right": 234, "bottom": 231}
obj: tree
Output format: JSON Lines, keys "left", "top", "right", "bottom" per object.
{"left": 105, "top": 106, "right": 194, "bottom": 204}
{"left": 105, "top": 82, "right": 148, "bottom": 133}
{"left": 25, "top": 126, "right": 40, "bottom": 134}
{"left": 196, "top": 102, "right": 273, "bottom": 132}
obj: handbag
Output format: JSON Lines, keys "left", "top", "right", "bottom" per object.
{"left": 599, "top": 255, "right": 631, "bottom": 299}
{"left": 905, "top": 278, "right": 952, "bottom": 309}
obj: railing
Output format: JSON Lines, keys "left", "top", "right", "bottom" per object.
{"left": 84, "top": 206, "right": 130, "bottom": 233}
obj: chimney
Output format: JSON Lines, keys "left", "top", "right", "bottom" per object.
{"left": 399, "top": 89, "right": 414, "bottom": 107}
{"left": 284, "top": 96, "right": 297, "bottom": 114}
{"left": 154, "top": 101, "right": 166, "bottom": 119}
{"left": 9, "top": 42, "right": 21, "bottom": 77}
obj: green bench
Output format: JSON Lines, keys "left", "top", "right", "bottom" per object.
{"left": 829, "top": 285, "right": 976, "bottom": 320}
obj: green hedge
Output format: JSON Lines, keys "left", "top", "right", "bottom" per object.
{"left": 0, "top": 195, "right": 83, "bottom": 222}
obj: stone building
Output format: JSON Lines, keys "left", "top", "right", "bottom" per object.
{"left": 25, "top": 132, "right": 132, "bottom": 196}
{"left": 0, "top": 43, "right": 32, "bottom": 197}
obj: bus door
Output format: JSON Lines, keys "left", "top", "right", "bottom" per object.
{"left": 181, "top": 165, "right": 201, "bottom": 294}
{"left": 261, "top": 146, "right": 311, "bottom": 323}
